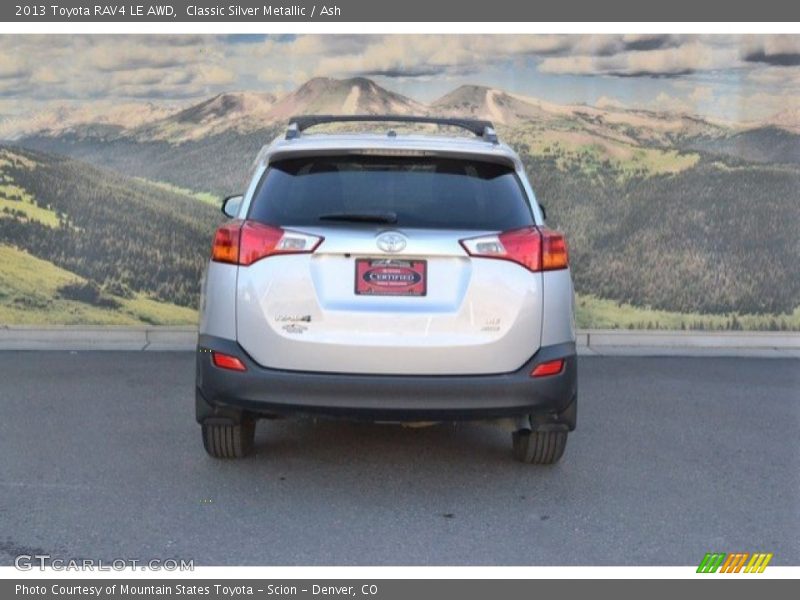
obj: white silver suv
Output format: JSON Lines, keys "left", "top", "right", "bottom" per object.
{"left": 196, "top": 116, "right": 577, "bottom": 464}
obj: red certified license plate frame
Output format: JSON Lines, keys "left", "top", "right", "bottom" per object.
{"left": 355, "top": 259, "right": 427, "bottom": 297}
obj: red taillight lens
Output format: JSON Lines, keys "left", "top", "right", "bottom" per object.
{"left": 211, "top": 220, "right": 323, "bottom": 266}
{"left": 497, "top": 226, "right": 543, "bottom": 271}
{"left": 211, "top": 351, "right": 246, "bottom": 372}
{"left": 460, "top": 226, "right": 542, "bottom": 271}
{"left": 531, "top": 358, "right": 565, "bottom": 378}
{"left": 460, "top": 226, "right": 568, "bottom": 272}
{"left": 239, "top": 221, "right": 284, "bottom": 266}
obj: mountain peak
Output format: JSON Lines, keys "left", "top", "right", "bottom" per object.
{"left": 762, "top": 107, "right": 800, "bottom": 133}
{"left": 432, "top": 84, "right": 492, "bottom": 106}
{"left": 0, "top": 101, "right": 181, "bottom": 139}
{"left": 5, "top": 77, "right": 733, "bottom": 146}
{"left": 268, "top": 76, "right": 426, "bottom": 121}
{"left": 129, "top": 90, "right": 278, "bottom": 142}
{"left": 293, "top": 76, "right": 397, "bottom": 98}
{"left": 170, "top": 91, "right": 277, "bottom": 124}
{"left": 431, "top": 85, "right": 553, "bottom": 125}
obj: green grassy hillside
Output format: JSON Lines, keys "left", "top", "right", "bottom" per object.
{"left": 7, "top": 112, "right": 800, "bottom": 328}
{"left": 503, "top": 124, "right": 700, "bottom": 182}
{"left": 17, "top": 125, "right": 280, "bottom": 197}
{"left": 0, "top": 144, "right": 221, "bottom": 312}
{"left": 576, "top": 294, "right": 800, "bottom": 331}
{"left": 0, "top": 244, "right": 197, "bottom": 325}
{"left": 1, "top": 149, "right": 61, "bottom": 226}
{"left": 521, "top": 150, "right": 800, "bottom": 317}
{"left": 684, "top": 127, "right": 800, "bottom": 165}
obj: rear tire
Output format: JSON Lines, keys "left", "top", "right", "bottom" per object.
{"left": 202, "top": 419, "right": 256, "bottom": 459}
{"left": 512, "top": 429, "right": 567, "bottom": 464}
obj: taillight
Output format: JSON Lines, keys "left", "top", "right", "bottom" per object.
{"left": 541, "top": 229, "right": 569, "bottom": 270}
{"left": 211, "top": 221, "right": 241, "bottom": 264}
{"left": 459, "top": 226, "right": 568, "bottom": 272}
{"left": 211, "top": 220, "right": 323, "bottom": 266}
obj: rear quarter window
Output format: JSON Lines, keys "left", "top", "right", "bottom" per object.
{"left": 248, "top": 155, "right": 534, "bottom": 231}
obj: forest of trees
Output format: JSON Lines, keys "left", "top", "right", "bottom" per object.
{"left": 0, "top": 146, "right": 220, "bottom": 308}
{"left": 517, "top": 147, "right": 800, "bottom": 315}
{"left": 5, "top": 130, "right": 800, "bottom": 318}
{"left": 19, "top": 125, "right": 281, "bottom": 197}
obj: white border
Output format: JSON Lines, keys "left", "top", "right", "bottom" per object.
{"left": 2, "top": 566, "right": 799, "bottom": 579}
{"left": 0, "top": 22, "right": 800, "bottom": 34}
{"left": 0, "top": 17, "right": 798, "bottom": 581}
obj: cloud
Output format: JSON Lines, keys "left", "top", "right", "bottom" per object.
{"left": 747, "top": 66, "right": 800, "bottom": 89}
{"left": 110, "top": 68, "right": 189, "bottom": 87}
{"left": 29, "top": 66, "right": 66, "bottom": 85}
{"left": 0, "top": 35, "right": 235, "bottom": 102}
{"left": 744, "top": 50, "right": 800, "bottom": 66}
{"left": 86, "top": 43, "right": 198, "bottom": 72}
{"left": 0, "top": 33, "right": 799, "bottom": 126}
{"left": 257, "top": 35, "right": 575, "bottom": 81}
{"left": 743, "top": 36, "right": 800, "bottom": 66}
{"left": 646, "top": 84, "right": 715, "bottom": 114}
{"left": 621, "top": 34, "right": 679, "bottom": 52}
{"left": 713, "top": 90, "right": 800, "bottom": 121}
{"left": 257, "top": 66, "right": 309, "bottom": 86}
{"left": 651, "top": 92, "right": 692, "bottom": 113}
{"left": 539, "top": 41, "right": 740, "bottom": 77}
{"left": 362, "top": 67, "right": 449, "bottom": 78}
{"left": 688, "top": 85, "right": 714, "bottom": 104}
{"left": 195, "top": 65, "right": 236, "bottom": 86}
{"left": 595, "top": 95, "right": 627, "bottom": 109}
{"left": 0, "top": 53, "right": 30, "bottom": 80}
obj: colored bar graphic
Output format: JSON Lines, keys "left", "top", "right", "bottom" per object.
{"left": 719, "top": 553, "right": 749, "bottom": 573}
{"left": 744, "top": 553, "right": 774, "bottom": 573}
{"left": 698, "top": 552, "right": 773, "bottom": 573}
{"left": 697, "top": 553, "right": 727, "bottom": 573}
{"left": 733, "top": 553, "right": 749, "bottom": 573}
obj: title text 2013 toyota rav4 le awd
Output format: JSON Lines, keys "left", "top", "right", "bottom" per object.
{"left": 196, "top": 115, "right": 577, "bottom": 464}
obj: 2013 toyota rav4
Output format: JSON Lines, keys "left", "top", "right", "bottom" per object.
{"left": 196, "top": 115, "right": 577, "bottom": 464}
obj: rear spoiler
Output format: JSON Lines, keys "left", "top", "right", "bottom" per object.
{"left": 285, "top": 115, "right": 499, "bottom": 144}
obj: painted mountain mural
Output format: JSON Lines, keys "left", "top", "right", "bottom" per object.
{"left": 1, "top": 35, "right": 799, "bottom": 328}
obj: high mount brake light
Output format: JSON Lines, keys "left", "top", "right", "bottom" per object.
{"left": 211, "top": 221, "right": 323, "bottom": 266}
{"left": 459, "top": 227, "right": 568, "bottom": 272}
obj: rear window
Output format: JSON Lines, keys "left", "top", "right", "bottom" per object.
{"left": 248, "top": 155, "right": 533, "bottom": 230}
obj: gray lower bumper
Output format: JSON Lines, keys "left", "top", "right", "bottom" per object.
{"left": 196, "top": 334, "right": 577, "bottom": 425}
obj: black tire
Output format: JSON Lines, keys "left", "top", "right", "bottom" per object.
{"left": 512, "top": 429, "right": 567, "bottom": 464}
{"left": 202, "top": 420, "right": 256, "bottom": 459}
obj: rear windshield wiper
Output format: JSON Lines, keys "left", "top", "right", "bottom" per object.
{"left": 318, "top": 211, "right": 398, "bottom": 224}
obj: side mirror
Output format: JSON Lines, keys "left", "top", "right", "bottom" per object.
{"left": 539, "top": 203, "right": 547, "bottom": 221}
{"left": 221, "top": 194, "right": 243, "bottom": 219}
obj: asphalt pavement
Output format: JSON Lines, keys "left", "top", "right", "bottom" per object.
{"left": 0, "top": 352, "right": 797, "bottom": 565}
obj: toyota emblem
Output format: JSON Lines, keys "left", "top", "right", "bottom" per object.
{"left": 376, "top": 232, "right": 407, "bottom": 253}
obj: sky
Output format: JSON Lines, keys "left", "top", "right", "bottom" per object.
{"left": 1, "top": 34, "right": 799, "bottom": 125}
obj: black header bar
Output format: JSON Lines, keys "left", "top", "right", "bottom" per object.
{"left": 3, "top": 0, "right": 800, "bottom": 22}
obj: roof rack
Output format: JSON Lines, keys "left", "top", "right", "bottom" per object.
{"left": 285, "top": 115, "right": 499, "bottom": 144}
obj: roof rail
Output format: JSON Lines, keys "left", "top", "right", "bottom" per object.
{"left": 285, "top": 115, "right": 499, "bottom": 144}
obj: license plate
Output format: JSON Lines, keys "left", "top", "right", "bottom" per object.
{"left": 355, "top": 259, "right": 427, "bottom": 296}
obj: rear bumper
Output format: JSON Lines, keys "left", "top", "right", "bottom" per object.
{"left": 196, "top": 334, "right": 577, "bottom": 425}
